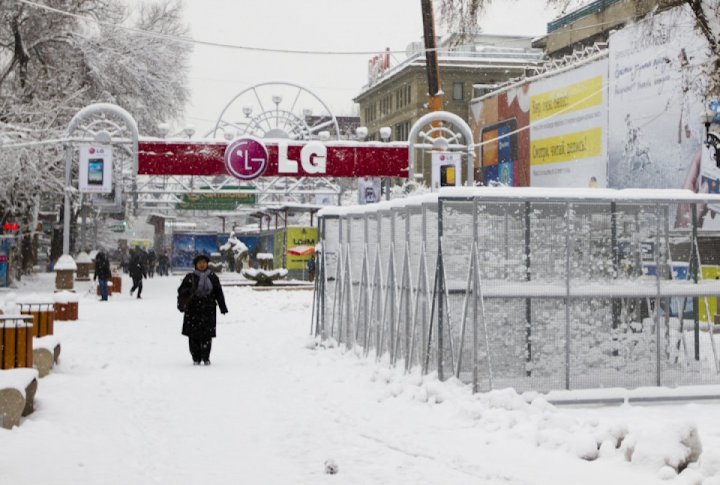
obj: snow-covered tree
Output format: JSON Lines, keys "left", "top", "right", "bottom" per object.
{"left": 437, "top": 0, "right": 720, "bottom": 95}
{"left": 0, "top": 0, "right": 191, "bottom": 270}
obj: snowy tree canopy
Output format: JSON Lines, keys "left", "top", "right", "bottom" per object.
{"left": 0, "top": 0, "right": 191, "bottom": 225}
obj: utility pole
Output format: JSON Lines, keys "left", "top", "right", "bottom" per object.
{"left": 421, "top": 0, "right": 443, "bottom": 113}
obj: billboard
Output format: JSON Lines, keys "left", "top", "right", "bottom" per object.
{"left": 286, "top": 227, "right": 317, "bottom": 271}
{"left": 171, "top": 233, "right": 227, "bottom": 269}
{"left": 176, "top": 188, "right": 256, "bottom": 211}
{"left": 79, "top": 144, "right": 113, "bottom": 193}
{"left": 608, "top": 5, "right": 713, "bottom": 228}
{"left": 431, "top": 152, "right": 462, "bottom": 191}
{"left": 139, "top": 140, "right": 409, "bottom": 178}
{"left": 470, "top": 58, "right": 608, "bottom": 188}
{"left": 529, "top": 60, "right": 607, "bottom": 187}
{"left": 357, "top": 177, "right": 381, "bottom": 204}
{"left": 471, "top": 84, "right": 530, "bottom": 186}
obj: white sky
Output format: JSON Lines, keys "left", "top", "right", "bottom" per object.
{"left": 179, "top": 0, "right": 565, "bottom": 136}
{"left": 1, "top": 272, "right": 718, "bottom": 483}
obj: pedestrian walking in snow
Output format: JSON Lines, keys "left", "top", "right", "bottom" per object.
{"left": 147, "top": 249, "right": 157, "bottom": 278}
{"left": 94, "top": 251, "right": 112, "bottom": 301}
{"left": 307, "top": 254, "right": 316, "bottom": 282}
{"left": 177, "top": 254, "right": 228, "bottom": 365}
{"left": 129, "top": 247, "right": 147, "bottom": 299}
{"left": 158, "top": 250, "right": 170, "bottom": 276}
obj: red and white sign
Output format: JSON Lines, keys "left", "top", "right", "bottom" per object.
{"left": 139, "top": 140, "right": 409, "bottom": 179}
{"left": 224, "top": 136, "right": 269, "bottom": 180}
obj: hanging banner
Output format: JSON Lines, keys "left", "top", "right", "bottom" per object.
{"left": 79, "top": 144, "right": 113, "bottom": 193}
{"left": 138, "top": 140, "right": 408, "bottom": 178}
{"left": 431, "top": 152, "right": 462, "bottom": 191}
{"left": 357, "top": 177, "right": 381, "bottom": 204}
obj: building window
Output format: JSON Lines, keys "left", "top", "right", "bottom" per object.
{"left": 395, "top": 120, "right": 410, "bottom": 141}
{"left": 453, "top": 82, "right": 464, "bottom": 101}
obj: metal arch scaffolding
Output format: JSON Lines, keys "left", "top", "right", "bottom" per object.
{"left": 133, "top": 81, "right": 345, "bottom": 213}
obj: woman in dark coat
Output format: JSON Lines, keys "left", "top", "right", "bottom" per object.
{"left": 129, "top": 248, "right": 147, "bottom": 298}
{"left": 93, "top": 251, "right": 112, "bottom": 301}
{"left": 177, "top": 254, "right": 228, "bottom": 365}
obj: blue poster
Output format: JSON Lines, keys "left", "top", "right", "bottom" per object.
{"left": 172, "top": 234, "right": 195, "bottom": 269}
{"left": 0, "top": 237, "right": 12, "bottom": 287}
{"left": 195, "top": 234, "right": 220, "bottom": 258}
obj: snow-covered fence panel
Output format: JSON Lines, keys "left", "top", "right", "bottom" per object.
{"left": 316, "top": 187, "right": 720, "bottom": 394}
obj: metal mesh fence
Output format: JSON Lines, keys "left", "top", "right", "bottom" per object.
{"left": 315, "top": 190, "right": 720, "bottom": 394}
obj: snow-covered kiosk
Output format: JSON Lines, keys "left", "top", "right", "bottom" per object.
{"left": 75, "top": 251, "right": 92, "bottom": 281}
{"left": 54, "top": 255, "right": 77, "bottom": 291}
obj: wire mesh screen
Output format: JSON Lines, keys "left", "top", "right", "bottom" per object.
{"left": 316, "top": 191, "right": 720, "bottom": 394}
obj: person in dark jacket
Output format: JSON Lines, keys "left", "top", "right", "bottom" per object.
{"left": 158, "top": 250, "right": 170, "bottom": 276}
{"left": 129, "top": 247, "right": 147, "bottom": 299}
{"left": 147, "top": 249, "right": 157, "bottom": 278}
{"left": 177, "top": 254, "right": 228, "bottom": 365}
{"left": 94, "top": 251, "right": 112, "bottom": 301}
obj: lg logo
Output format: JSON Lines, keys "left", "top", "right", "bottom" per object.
{"left": 224, "top": 137, "right": 327, "bottom": 180}
{"left": 278, "top": 141, "right": 326, "bottom": 175}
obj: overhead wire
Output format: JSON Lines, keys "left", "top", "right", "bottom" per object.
{"left": 13, "top": 0, "right": 699, "bottom": 57}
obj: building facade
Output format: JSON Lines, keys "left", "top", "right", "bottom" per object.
{"left": 354, "top": 35, "right": 544, "bottom": 142}
{"left": 534, "top": 0, "right": 679, "bottom": 57}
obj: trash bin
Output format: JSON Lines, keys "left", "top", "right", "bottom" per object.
{"left": 54, "top": 255, "right": 77, "bottom": 291}
{"left": 53, "top": 291, "right": 79, "bottom": 322}
{"left": 75, "top": 252, "right": 92, "bottom": 281}
{"left": 18, "top": 301, "right": 55, "bottom": 338}
{"left": 111, "top": 274, "right": 122, "bottom": 294}
{"left": 0, "top": 315, "right": 34, "bottom": 369}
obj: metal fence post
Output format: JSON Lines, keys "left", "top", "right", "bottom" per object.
{"left": 437, "top": 198, "right": 445, "bottom": 380}
{"left": 655, "top": 203, "right": 662, "bottom": 387}
{"left": 472, "top": 198, "right": 479, "bottom": 393}
{"left": 565, "top": 202, "right": 572, "bottom": 391}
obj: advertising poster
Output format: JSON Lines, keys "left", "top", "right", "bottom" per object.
{"left": 357, "top": 177, "right": 381, "bottom": 204}
{"left": 431, "top": 152, "right": 462, "bottom": 190}
{"left": 195, "top": 234, "right": 220, "bottom": 257}
{"left": 608, "top": 5, "right": 713, "bottom": 228}
{"left": 0, "top": 237, "right": 12, "bottom": 287}
{"left": 700, "top": 265, "right": 720, "bottom": 323}
{"left": 79, "top": 144, "right": 113, "bottom": 193}
{"left": 286, "top": 227, "right": 318, "bottom": 270}
{"left": 470, "top": 83, "right": 530, "bottom": 186}
{"left": 529, "top": 59, "right": 608, "bottom": 187}
{"left": 171, "top": 234, "right": 195, "bottom": 269}
{"left": 470, "top": 57, "right": 607, "bottom": 188}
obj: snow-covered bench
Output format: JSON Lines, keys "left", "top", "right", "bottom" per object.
{"left": 0, "top": 368, "right": 38, "bottom": 429}
{"left": 33, "top": 335, "right": 61, "bottom": 378}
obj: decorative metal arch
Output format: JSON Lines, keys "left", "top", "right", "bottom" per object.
{"left": 211, "top": 81, "right": 341, "bottom": 140}
{"left": 407, "top": 111, "right": 475, "bottom": 186}
{"left": 63, "top": 103, "right": 139, "bottom": 254}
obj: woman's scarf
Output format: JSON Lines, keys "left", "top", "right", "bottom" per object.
{"left": 193, "top": 269, "right": 213, "bottom": 297}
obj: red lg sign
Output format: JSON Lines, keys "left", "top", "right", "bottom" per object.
{"left": 224, "top": 136, "right": 269, "bottom": 180}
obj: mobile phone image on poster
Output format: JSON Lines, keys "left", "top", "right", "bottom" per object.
{"left": 88, "top": 159, "right": 104, "bottom": 185}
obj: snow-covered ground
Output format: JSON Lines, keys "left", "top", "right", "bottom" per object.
{"left": 2, "top": 272, "right": 720, "bottom": 484}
